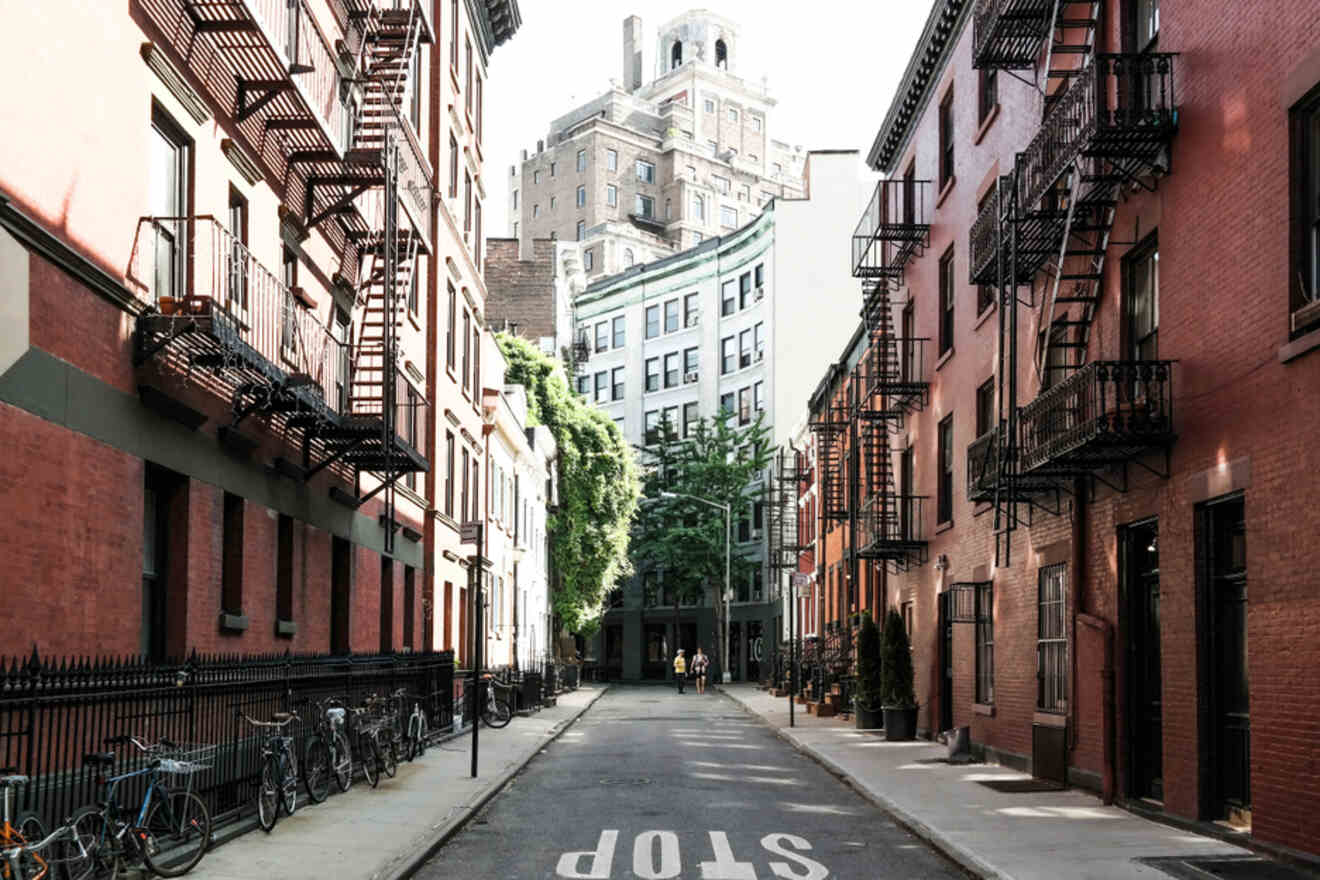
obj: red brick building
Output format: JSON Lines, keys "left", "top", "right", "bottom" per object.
{"left": 0, "top": 0, "right": 519, "bottom": 661}
{"left": 799, "top": 0, "right": 1320, "bottom": 861}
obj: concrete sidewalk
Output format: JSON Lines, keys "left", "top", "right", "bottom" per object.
{"left": 190, "top": 685, "right": 606, "bottom": 880}
{"left": 720, "top": 685, "right": 1262, "bottom": 880}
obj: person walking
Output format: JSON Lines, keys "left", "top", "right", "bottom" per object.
{"left": 692, "top": 647, "right": 710, "bottom": 695}
{"left": 673, "top": 648, "right": 687, "bottom": 694}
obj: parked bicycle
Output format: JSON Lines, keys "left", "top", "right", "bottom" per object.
{"left": 302, "top": 697, "right": 353, "bottom": 803}
{"left": 69, "top": 735, "right": 212, "bottom": 878}
{"left": 472, "top": 674, "right": 513, "bottom": 729}
{"left": 391, "top": 689, "right": 429, "bottom": 762}
{"left": 237, "top": 711, "right": 300, "bottom": 833}
{"left": 361, "top": 695, "right": 398, "bottom": 780}
{"left": 348, "top": 706, "right": 383, "bottom": 789}
{"left": 0, "top": 768, "right": 50, "bottom": 880}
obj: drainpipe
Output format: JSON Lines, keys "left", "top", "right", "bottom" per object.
{"left": 1070, "top": 476, "right": 1086, "bottom": 786}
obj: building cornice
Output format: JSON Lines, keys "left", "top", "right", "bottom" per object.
{"left": 866, "top": 0, "right": 970, "bottom": 173}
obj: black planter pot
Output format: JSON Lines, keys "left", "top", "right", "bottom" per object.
{"left": 855, "top": 704, "right": 883, "bottom": 730}
{"left": 883, "top": 705, "right": 918, "bottom": 741}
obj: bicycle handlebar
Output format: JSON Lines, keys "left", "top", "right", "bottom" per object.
{"left": 235, "top": 710, "right": 300, "bottom": 728}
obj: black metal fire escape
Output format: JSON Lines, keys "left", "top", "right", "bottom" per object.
{"left": 971, "top": 0, "right": 1180, "bottom": 565}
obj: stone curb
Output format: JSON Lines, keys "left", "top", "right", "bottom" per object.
{"left": 375, "top": 685, "right": 611, "bottom": 880}
{"left": 717, "top": 686, "right": 1004, "bottom": 880}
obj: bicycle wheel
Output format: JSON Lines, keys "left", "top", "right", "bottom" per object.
{"left": 331, "top": 731, "right": 353, "bottom": 793}
{"left": 302, "top": 735, "right": 331, "bottom": 804}
{"left": 360, "top": 734, "right": 380, "bottom": 789}
{"left": 483, "top": 697, "right": 512, "bottom": 729}
{"left": 140, "top": 791, "right": 210, "bottom": 878}
{"left": 281, "top": 750, "right": 298, "bottom": 817}
{"left": 257, "top": 756, "right": 279, "bottom": 833}
{"left": 378, "top": 731, "right": 397, "bottom": 779}
{"left": 64, "top": 807, "right": 111, "bottom": 880}
{"left": 13, "top": 811, "right": 47, "bottom": 880}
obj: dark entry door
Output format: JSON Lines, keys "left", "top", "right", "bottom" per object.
{"left": 1206, "top": 498, "right": 1249, "bottom": 818}
{"left": 746, "top": 621, "right": 763, "bottom": 683}
{"left": 1126, "top": 519, "right": 1163, "bottom": 801}
{"left": 642, "top": 623, "right": 669, "bottom": 680}
{"left": 938, "top": 592, "right": 953, "bottom": 733}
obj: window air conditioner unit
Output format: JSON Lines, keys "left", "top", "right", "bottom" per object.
{"left": 683, "top": 371, "right": 699, "bottom": 384}
{"left": 755, "top": 349, "right": 765, "bottom": 362}
{"left": 686, "top": 312, "right": 700, "bottom": 328}
{"left": 754, "top": 286, "right": 765, "bottom": 302}
{"left": 751, "top": 528, "right": 763, "bottom": 539}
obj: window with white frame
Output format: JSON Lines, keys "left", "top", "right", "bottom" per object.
{"left": 576, "top": 220, "right": 585, "bottom": 241}
{"left": 636, "top": 159, "right": 655, "bottom": 183}
{"left": 713, "top": 175, "right": 730, "bottom": 194}
{"left": 576, "top": 149, "right": 586, "bottom": 172}
{"left": 576, "top": 185, "right": 586, "bottom": 208}
{"left": 720, "top": 205, "right": 737, "bottom": 228}
{"left": 635, "top": 194, "right": 655, "bottom": 218}
{"left": 606, "top": 184, "right": 617, "bottom": 207}
{"left": 704, "top": 98, "right": 715, "bottom": 113}
{"left": 607, "top": 149, "right": 618, "bottom": 171}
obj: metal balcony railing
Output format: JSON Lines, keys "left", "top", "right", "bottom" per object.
{"left": 852, "top": 179, "right": 931, "bottom": 280}
{"left": 972, "top": 0, "right": 1055, "bottom": 70}
{"left": 967, "top": 425, "right": 1000, "bottom": 503}
{"left": 1018, "top": 360, "right": 1175, "bottom": 474}
{"left": 1016, "top": 53, "right": 1179, "bottom": 212}
{"left": 856, "top": 493, "right": 928, "bottom": 561}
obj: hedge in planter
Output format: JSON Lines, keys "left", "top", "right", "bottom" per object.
{"left": 854, "top": 612, "right": 883, "bottom": 729}
{"left": 880, "top": 608, "right": 918, "bottom": 741}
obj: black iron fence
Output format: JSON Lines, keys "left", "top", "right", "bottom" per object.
{"left": 0, "top": 649, "right": 453, "bottom": 831}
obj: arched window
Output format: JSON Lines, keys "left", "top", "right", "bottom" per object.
{"left": 671, "top": 41, "right": 682, "bottom": 70}
{"left": 624, "top": 249, "right": 635, "bottom": 267}
{"left": 715, "top": 39, "right": 727, "bottom": 69}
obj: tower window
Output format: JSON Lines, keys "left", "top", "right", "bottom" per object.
{"left": 671, "top": 41, "right": 682, "bottom": 70}
{"left": 715, "top": 39, "right": 727, "bottom": 69}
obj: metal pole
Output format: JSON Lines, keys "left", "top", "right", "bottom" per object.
{"left": 469, "top": 524, "right": 482, "bottom": 779}
{"left": 723, "top": 504, "right": 731, "bottom": 684}
{"left": 789, "top": 582, "right": 795, "bottom": 728}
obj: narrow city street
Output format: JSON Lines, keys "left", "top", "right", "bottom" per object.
{"left": 415, "top": 686, "right": 966, "bottom": 880}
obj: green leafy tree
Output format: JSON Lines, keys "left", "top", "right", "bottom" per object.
{"left": 631, "top": 408, "right": 774, "bottom": 678}
{"left": 880, "top": 608, "right": 916, "bottom": 708}
{"left": 495, "top": 333, "right": 640, "bottom": 640}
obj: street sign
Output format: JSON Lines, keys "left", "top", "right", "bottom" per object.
{"left": 461, "top": 521, "right": 481, "bottom": 544}
{"left": 791, "top": 573, "right": 810, "bottom": 588}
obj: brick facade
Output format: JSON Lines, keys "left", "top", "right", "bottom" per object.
{"left": 484, "top": 237, "right": 558, "bottom": 341}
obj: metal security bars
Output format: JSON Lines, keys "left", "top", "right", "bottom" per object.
{"left": 971, "top": 0, "right": 1055, "bottom": 70}
{"left": 1037, "top": 564, "right": 1067, "bottom": 712}
{"left": 852, "top": 180, "right": 932, "bottom": 280}
{"left": 0, "top": 650, "right": 454, "bottom": 834}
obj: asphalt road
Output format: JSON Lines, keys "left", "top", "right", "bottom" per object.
{"left": 415, "top": 685, "right": 968, "bottom": 879}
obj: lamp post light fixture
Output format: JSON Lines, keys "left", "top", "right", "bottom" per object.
{"left": 660, "top": 490, "right": 733, "bottom": 684}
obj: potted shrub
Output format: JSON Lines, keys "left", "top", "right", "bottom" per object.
{"left": 880, "top": 608, "right": 918, "bottom": 741}
{"left": 853, "top": 612, "right": 883, "bottom": 730}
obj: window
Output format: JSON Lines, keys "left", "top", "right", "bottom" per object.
{"left": 754, "top": 263, "right": 764, "bottom": 289}
{"left": 1293, "top": 89, "right": 1320, "bottom": 321}
{"left": 760, "top": 190, "right": 774, "bottom": 206}
{"left": 692, "top": 193, "right": 706, "bottom": 221}
{"left": 594, "top": 371, "right": 608, "bottom": 402}
{"left": 533, "top": 169, "right": 540, "bottom": 185}
{"left": 612, "top": 315, "right": 625, "bottom": 348}
{"left": 446, "top": 283, "right": 457, "bottom": 370}
{"left": 664, "top": 352, "right": 679, "bottom": 388}
{"left": 576, "top": 220, "right": 586, "bottom": 241}
{"left": 612, "top": 367, "right": 624, "bottom": 401}
{"left": 684, "top": 293, "right": 699, "bottom": 326}
{"left": 1126, "top": 233, "right": 1159, "bottom": 359}
{"left": 595, "top": 321, "right": 609, "bottom": 353}
{"left": 976, "top": 193, "right": 996, "bottom": 313}
{"left": 623, "top": 249, "right": 634, "bottom": 267}
{"left": 739, "top": 272, "right": 752, "bottom": 309}
{"left": 635, "top": 194, "right": 655, "bottom": 218}
{"left": 532, "top": 203, "right": 540, "bottom": 218}
{"left": 704, "top": 98, "right": 715, "bottom": 113}
{"left": 1134, "top": 0, "right": 1160, "bottom": 49}
{"left": 721, "top": 336, "right": 735, "bottom": 374}
{"left": 752, "top": 116, "right": 762, "bottom": 132}
{"left": 692, "top": 232, "right": 703, "bottom": 244}
{"left": 449, "top": 0, "right": 458, "bottom": 70}
{"left": 754, "top": 322, "right": 764, "bottom": 360}
{"left": 550, "top": 161, "right": 557, "bottom": 177}
{"left": 221, "top": 492, "right": 244, "bottom": 618}
{"left": 583, "top": 249, "right": 594, "bottom": 271}
{"left": 512, "top": 189, "right": 518, "bottom": 208}
{"left": 903, "top": 160, "right": 916, "bottom": 224}
{"left": 460, "top": 447, "right": 471, "bottom": 523}
{"left": 280, "top": 246, "right": 298, "bottom": 357}
{"left": 464, "top": 172, "right": 472, "bottom": 231}
{"left": 976, "top": 378, "right": 995, "bottom": 438}
{"left": 902, "top": 600, "right": 914, "bottom": 638}
{"left": 715, "top": 39, "right": 727, "bottom": 69}
{"left": 720, "top": 206, "right": 738, "bottom": 228}
{"left": 445, "top": 432, "right": 455, "bottom": 516}
{"left": 461, "top": 309, "right": 471, "bottom": 392}
{"left": 976, "top": 583, "right": 994, "bottom": 704}
{"left": 938, "top": 415, "right": 953, "bottom": 524}
{"left": 577, "top": 374, "right": 590, "bottom": 395}
{"left": 607, "top": 149, "right": 618, "bottom": 171}
{"left": 472, "top": 324, "right": 480, "bottom": 401}
{"left": 720, "top": 392, "right": 735, "bottom": 418}
{"left": 665, "top": 199, "right": 672, "bottom": 220}
{"left": 1037, "top": 563, "right": 1068, "bottom": 712}
{"left": 683, "top": 402, "right": 699, "bottom": 438}
{"left": 754, "top": 380, "right": 765, "bottom": 412}
{"left": 713, "top": 175, "right": 730, "bottom": 194}
{"left": 979, "top": 67, "right": 998, "bottom": 125}
{"left": 739, "top": 329, "right": 752, "bottom": 368}
{"left": 683, "top": 346, "right": 698, "bottom": 376}
{"left": 663, "top": 406, "right": 678, "bottom": 435}
{"left": 939, "top": 88, "right": 954, "bottom": 189}
{"left": 577, "top": 149, "right": 587, "bottom": 172}
{"left": 645, "top": 305, "right": 660, "bottom": 339}
{"left": 939, "top": 246, "right": 955, "bottom": 356}
{"left": 687, "top": 165, "right": 697, "bottom": 181}
{"left": 474, "top": 201, "right": 482, "bottom": 269}
{"left": 607, "top": 184, "right": 617, "bottom": 207}
{"left": 512, "top": 221, "right": 518, "bottom": 237}
{"left": 772, "top": 162, "right": 782, "bottom": 176}
{"left": 727, "top": 108, "right": 738, "bottom": 122}
{"left": 644, "top": 410, "right": 660, "bottom": 441}
{"left": 148, "top": 106, "right": 190, "bottom": 302}
{"left": 576, "top": 185, "right": 586, "bottom": 208}
{"left": 737, "top": 387, "right": 752, "bottom": 425}
{"left": 645, "top": 357, "right": 660, "bottom": 392}
{"left": 475, "top": 74, "right": 483, "bottom": 142}
{"left": 636, "top": 160, "right": 655, "bottom": 183}
{"left": 738, "top": 185, "right": 750, "bottom": 202}
{"left": 664, "top": 299, "right": 679, "bottom": 333}
{"left": 550, "top": 195, "right": 557, "bottom": 211}
{"left": 464, "top": 38, "right": 473, "bottom": 114}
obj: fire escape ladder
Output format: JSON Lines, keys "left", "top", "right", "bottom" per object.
{"left": 1042, "top": 0, "right": 1101, "bottom": 107}
{"left": 356, "top": 4, "right": 423, "bottom": 158}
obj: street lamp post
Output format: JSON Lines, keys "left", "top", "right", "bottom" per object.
{"left": 661, "top": 491, "right": 732, "bottom": 684}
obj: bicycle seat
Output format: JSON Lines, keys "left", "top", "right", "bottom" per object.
{"left": 0, "top": 774, "right": 29, "bottom": 786}
{"left": 84, "top": 752, "right": 116, "bottom": 768}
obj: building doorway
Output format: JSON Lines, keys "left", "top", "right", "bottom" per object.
{"left": 1199, "top": 496, "right": 1249, "bottom": 823}
{"left": 642, "top": 623, "right": 668, "bottom": 680}
{"left": 938, "top": 591, "right": 953, "bottom": 734}
{"left": 746, "top": 621, "right": 764, "bottom": 683}
{"left": 1124, "top": 519, "right": 1162, "bottom": 802}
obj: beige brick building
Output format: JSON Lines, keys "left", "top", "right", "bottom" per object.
{"left": 506, "top": 10, "right": 806, "bottom": 281}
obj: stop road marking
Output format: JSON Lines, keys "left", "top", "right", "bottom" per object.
{"left": 555, "top": 830, "right": 828, "bottom": 879}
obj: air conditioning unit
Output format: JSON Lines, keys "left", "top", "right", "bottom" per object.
{"left": 755, "top": 349, "right": 765, "bottom": 362}
{"left": 683, "top": 370, "right": 699, "bottom": 384}
{"left": 686, "top": 312, "right": 701, "bottom": 328}
{"left": 751, "top": 528, "right": 763, "bottom": 539}
{"left": 754, "top": 286, "right": 765, "bottom": 302}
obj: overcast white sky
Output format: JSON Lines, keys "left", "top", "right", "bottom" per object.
{"left": 482, "top": 1, "right": 935, "bottom": 235}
